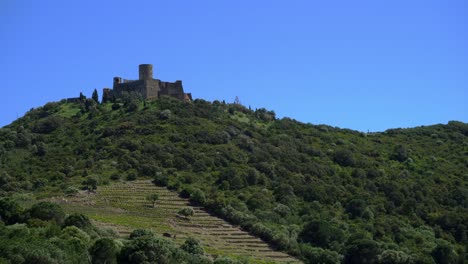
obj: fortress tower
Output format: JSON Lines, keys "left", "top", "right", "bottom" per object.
{"left": 102, "top": 64, "right": 192, "bottom": 103}
{"left": 139, "top": 64, "right": 153, "bottom": 80}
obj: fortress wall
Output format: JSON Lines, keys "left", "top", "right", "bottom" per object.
{"left": 159, "top": 81, "right": 184, "bottom": 100}
{"left": 145, "top": 79, "right": 161, "bottom": 99}
{"left": 113, "top": 80, "right": 147, "bottom": 99}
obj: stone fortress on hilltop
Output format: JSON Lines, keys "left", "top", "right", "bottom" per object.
{"left": 102, "top": 64, "right": 192, "bottom": 103}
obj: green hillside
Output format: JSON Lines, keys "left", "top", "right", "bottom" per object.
{"left": 0, "top": 95, "right": 467, "bottom": 263}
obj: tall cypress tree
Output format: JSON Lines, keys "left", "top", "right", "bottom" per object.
{"left": 92, "top": 89, "right": 99, "bottom": 104}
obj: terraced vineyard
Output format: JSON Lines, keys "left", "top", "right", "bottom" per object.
{"left": 63, "top": 180, "right": 301, "bottom": 264}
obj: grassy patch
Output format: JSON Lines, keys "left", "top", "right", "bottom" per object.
{"left": 57, "top": 103, "right": 81, "bottom": 118}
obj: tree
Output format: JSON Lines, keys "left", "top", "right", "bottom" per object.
{"left": 378, "top": 250, "right": 412, "bottom": 264}
{"left": 28, "top": 201, "right": 65, "bottom": 224}
{"left": 89, "top": 238, "right": 120, "bottom": 264}
{"left": 92, "top": 89, "right": 99, "bottom": 104}
{"left": 190, "top": 189, "right": 206, "bottom": 206}
{"left": 180, "top": 237, "right": 204, "bottom": 255}
{"left": 300, "top": 244, "right": 342, "bottom": 264}
{"left": 391, "top": 145, "right": 409, "bottom": 162}
{"left": 153, "top": 174, "right": 169, "bottom": 186}
{"left": 333, "top": 149, "right": 356, "bottom": 167}
{"left": 118, "top": 236, "right": 183, "bottom": 263}
{"left": 431, "top": 241, "right": 458, "bottom": 264}
{"left": 299, "top": 220, "right": 345, "bottom": 249}
{"left": 178, "top": 207, "right": 195, "bottom": 218}
{"left": 122, "top": 91, "right": 142, "bottom": 112}
{"left": 146, "top": 194, "right": 159, "bottom": 208}
{"left": 60, "top": 226, "right": 91, "bottom": 245}
{"left": 64, "top": 186, "right": 80, "bottom": 196}
{"left": 345, "top": 199, "right": 367, "bottom": 218}
{"left": 83, "top": 178, "right": 98, "bottom": 192}
{"left": 0, "top": 198, "right": 23, "bottom": 224}
{"left": 344, "top": 239, "right": 381, "bottom": 264}
{"left": 63, "top": 213, "right": 92, "bottom": 230}
{"left": 129, "top": 229, "right": 154, "bottom": 239}
{"left": 247, "top": 192, "right": 271, "bottom": 211}
{"left": 83, "top": 98, "right": 97, "bottom": 113}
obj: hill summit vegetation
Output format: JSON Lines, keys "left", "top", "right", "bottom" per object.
{"left": 0, "top": 93, "right": 467, "bottom": 263}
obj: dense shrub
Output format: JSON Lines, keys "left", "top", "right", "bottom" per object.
{"left": 178, "top": 207, "right": 195, "bottom": 217}
{"left": 89, "top": 238, "right": 120, "bottom": 264}
{"left": 129, "top": 229, "right": 154, "bottom": 239}
{"left": 118, "top": 236, "right": 184, "bottom": 263}
{"left": 0, "top": 198, "right": 23, "bottom": 225}
{"left": 300, "top": 244, "right": 342, "bottom": 264}
{"left": 344, "top": 239, "right": 381, "bottom": 264}
{"left": 180, "top": 237, "right": 204, "bottom": 255}
{"left": 299, "top": 220, "right": 345, "bottom": 248}
{"left": 32, "top": 116, "right": 64, "bottom": 133}
{"left": 333, "top": 149, "right": 356, "bottom": 167}
{"left": 345, "top": 199, "right": 367, "bottom": 219}
{"left": 63, "top": 213, "right": 92, "bottom": 230}
{"left": 28, "top": 202, "right": 65, "bottom": 224}
{"left": 391, "top": 145, "right": 409, "bottom": 162}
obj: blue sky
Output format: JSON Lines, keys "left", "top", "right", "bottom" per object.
{"left": 1, "top": 0, "right": 467, "bottom": 131}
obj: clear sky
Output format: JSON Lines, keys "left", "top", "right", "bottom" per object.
{"left": 1, "top": 0, "right": 467, "bottom": 131}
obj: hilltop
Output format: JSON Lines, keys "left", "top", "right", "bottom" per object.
{"left": 0, "top": 94, "right": 467, "bottom": 263}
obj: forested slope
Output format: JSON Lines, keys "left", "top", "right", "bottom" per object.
{"left": 0, "top": 95, "right": 467, "bottom": 263}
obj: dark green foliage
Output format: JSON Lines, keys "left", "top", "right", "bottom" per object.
{"left": 178, "top": 207, "right": 195, "bottom": 217}
{"left": 145, "top": 193, "right": 159, "bottom": 208}
{"left": 378, "top": 250, "right": 413, "bottom": 264}
{"left": 190, "top": 188, "right": 207, "bottom": 205}
{"left": 126, "top": 173, "right": 137, "bottom": 181}
{"left": 333, "top": 149, "right": 356, "bottom": 167}
{"left": 90, "top": 238, "right": 120, "bottom": 264}
{"left": 247, "top": 192, "right": 271, "bottom": 211}
{"left": 64, "top": 186, "right": 80, "bottom": 196}
{"left": 255, "top": 108, "right": 276, "bottom": 121}
{"left": 344, "top": 239, "right": 381, "bottom": 264}
{"left": 32, "top": 116, "right": 64, "bottom": 133}
{"left": 92, "top": 89, "right": 99, "bottom": 104}
{"left": 0, "top": 203, "right": 98, "bottom": 264}
{"left": 431, "top": 240, "right": 458, "bottom": 264}
{"left": 345, "top": 199, "right": 367, "bottom": 218}
{"left": 63, "top": 213, "right": 92, "bottom": 230}
{"left": 84, "top": 98, "right": 98, "bottom": 112}
{"left": 299, "top": 220, "right": 345, "bottom": 248}
{"left": 28, "top": 201, "right": 65, "bottom": 224}
{"left": 118, "top": 236, "right": 183, "bottom": 263}
{"left": 153, "top": 173, "right": 169, "bottom": 186}
{"left": 0, "top": 198, "right": 23, "bottom": 224}
{"left": 1, "top": 98, "right": 467, "bottom": 263}
{"left": 112, "top": 103, "right": 121, "bottom": 110}
{"left": 181, "top": 237, "right": 204, "bottom": 255}
{"left": 129, "top": 228, "right": 154, "bottom": 239}
{"left": 300, "top": 244, "right": 342, "bottom": 264}
{"left": 122, "top": 91, "right": 142, "bottom": 112}
{"left": 83, "top": 177, "right": 98, "bottom": 191}
{"left": 139, "top": 164, "right": 160, "bottom": 177}
{"left": 15, "top": 129, "right": 31, "bottom": 148}
{"left": 391, "top": 145, "right": 409, "bottom": 162}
